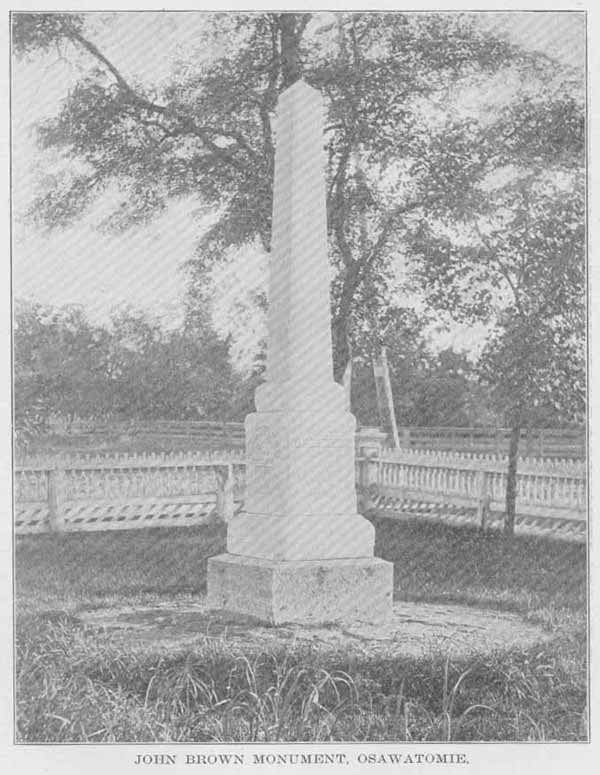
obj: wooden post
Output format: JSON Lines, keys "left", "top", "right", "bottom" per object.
{"left": 342, "top": 354, "right": 352, "bottom": 411}
{"left": 476, "top": 470, "right": 491, "bottom": 532}
{"left": 366, "top": 456, "right": 381, "bottom": 488}
{"left": 402, "top": 427, "right": 411, "bottom": 449}
{"left": 525, "top": 426, "right": 532, "bottom": 458}
{"left": 47, "top": 468, "right": 65, "bottom": 532}
{"left": 215, "top": 464, "right": 234, "bottom": 522}
{"left": 373, "top": 347, "right": 400, "bottom": 449}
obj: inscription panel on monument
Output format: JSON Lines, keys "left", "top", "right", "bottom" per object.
{"left": 287, "top": 433, "right": 356, "bottom": 515}
{"left": 245, "top": 412, "right": 357, "bottom": 517}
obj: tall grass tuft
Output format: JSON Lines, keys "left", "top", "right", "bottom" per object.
{"left": 15, "top": 615, "right": 587, "bottom": 743}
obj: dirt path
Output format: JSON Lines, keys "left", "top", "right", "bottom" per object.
{"left": 80, "top": 598, "right": 549, "bottom": 659}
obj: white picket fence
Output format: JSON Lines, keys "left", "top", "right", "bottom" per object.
{"left": 14, "top": 449, "right": 586, "bottom": 538}
{"left": 14, "top": 456, "right": 245, "bottom": 535}
{"left": 381, "top": 447, "right": 586, "bottom": 476}
{"left": 357, "top": 456, "right": 586, "bottom": 522}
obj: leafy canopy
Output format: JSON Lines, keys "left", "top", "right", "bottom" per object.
{"left": 12, "top": 11, "right": 566, "bottom": 376}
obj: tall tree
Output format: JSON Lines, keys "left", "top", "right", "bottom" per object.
{"left": 105, "top": 307, "right": 243, "bottom": 422}
{"left": 410, "top": 78, "right": 585, "bottom": 533}
{"left": 13, "top": 300, "right": 245, "bottom": 437}
{"left": 14, "top": 300, "right": 113, "bottom": 435}
{"left": 13, "top": 11, "right": 547, "bottom": 379}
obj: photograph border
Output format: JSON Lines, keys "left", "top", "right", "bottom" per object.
{"left": 3, "top": 2, "right": 596, "bottom": 772}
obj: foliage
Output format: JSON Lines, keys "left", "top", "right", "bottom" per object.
{"left": 409, "top": 68, "right": 585, "bottom": 419}
{"left": 13, "top": 301, "right": 247, "bottom": 436}
{"left": 14, "top": 300, "right": 111, "bottom": 434}
{"left": 478, "top": 184, "right": 585, "bottom": 427}
{"left": 397, "top": 349, "right": 495, "bottom": 427}
{"left": 12, "top": 11, "right": 563, "bottom": 379}
{"left": 352, "top": 338, "right": 496, "bottom": 428}
{"left": 407, "top": 57, "right": 585, "bottom": 531}
{"left": 14, "top": 298, "right": 502, "bottom": 434}
{"left": 11, "top": 12, "right": 83, "bottom": 55}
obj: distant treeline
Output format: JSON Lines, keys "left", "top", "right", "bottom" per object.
{"left": 15, "top": 300, "right": 580, "bottom": 444}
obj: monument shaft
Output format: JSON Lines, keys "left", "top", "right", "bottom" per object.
{"left": 208, "top": 81, "right": 393, "bottom": 623}
{"left": 229, "top": 81, "right": 372, "bottom": 560}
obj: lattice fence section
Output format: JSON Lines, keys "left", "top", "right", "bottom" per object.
{"left": 15, "top": 459, "right": 245, "bottom": 535}
{"left": 367, "top": 496, "right": 586, "bottom": 542}
{"left": 369, "top": 459, "right": 586, "bottom": 519}
{"left": 15, "top": 452, "right": 586, "bottom": 539}
{"left": 356, "top": 456, "right": 586, "bottom": 537}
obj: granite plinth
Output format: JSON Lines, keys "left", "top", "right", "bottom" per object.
{"left": 207, "top": 554, "right": 393, "bottom": 625}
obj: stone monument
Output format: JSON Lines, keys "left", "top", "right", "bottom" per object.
{"left": 207, "top": 80, "right": 393, "bottom": 625}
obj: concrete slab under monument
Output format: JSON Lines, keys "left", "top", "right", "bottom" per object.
{"left": 206, "top": 79, "right": 393, "bottom": 625}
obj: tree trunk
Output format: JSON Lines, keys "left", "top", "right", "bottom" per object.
{"left": 331, "top": 256, "right": 362, "bottom": 383}
{"left": 332, "top": 313, "right": 351, "bottom": 384}
{"left": 504, "top": 411, "right": 522, "bottom": 537}
{"left": 279, "top": 14, "right": 310, "bottom": 88}
{"left": 342, "top": 342, "right": 353, "bottom": 410}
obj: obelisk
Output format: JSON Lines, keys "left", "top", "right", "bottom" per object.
{"left": 207, "top": 80, "right": 393, "bottom": 624}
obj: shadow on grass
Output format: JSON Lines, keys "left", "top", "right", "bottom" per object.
{"left": 16, "top": 522, "right": 227, "bottom": 612}
{"left": 14, "top": 518, "right": 588, "bottom": 742}
{"left": 372, "top": 517, "right": 586, "bottom": 619}
{"left": 16, "top": 518, "right": 586, "bottom": 620}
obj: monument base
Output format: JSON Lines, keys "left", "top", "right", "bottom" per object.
{"left": 227, "top": 512, "right": 376, "bottom": 561}
{"left": 207, "top": 554, "right": 393, "bottom": 625}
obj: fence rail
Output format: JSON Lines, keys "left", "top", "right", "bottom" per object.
{"left": 381, "top": 447, "right": 585, "bottom": 476}
{"left": 17, "top": 449, "right": 246, "bottom": 471}
{"left": 53, "top": 419, "right": 246, "bottom": 444}
{"left": 15, "top": 449, "right": 586, "bottom": 538}
{"left": 32, "top": 421, "right": 585, "bottom": 459}
{"left": 396, "top": 426, "right": 585, "bottom": 458}
{"left": 356, "top": 457, "right": 586, "bottom": 524}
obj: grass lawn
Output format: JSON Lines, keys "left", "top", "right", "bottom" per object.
{"left": 15, "top": 518, "right": 587, "bottom": 742}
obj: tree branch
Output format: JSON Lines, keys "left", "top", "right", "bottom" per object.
{"left": 69, "top": 28, "right": 165, "bottom": 114}
{"left": 68, "top": 26, "right": 256, "bottom": 174}
{"left": 257, "top": 16, "right": 280, "bottom": 164}
{"left": 358, "top": 193, "right": 442, "bottom": 282}
{"left": 474, "top": 221, "right": 524, "bottom": 316}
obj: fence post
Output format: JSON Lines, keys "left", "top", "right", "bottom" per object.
{"left": 356, "top": 458, "right": 366, "bottom": 489}
{"left": 366, "top": 455, "right": 382, "bottom": 489}
{"left": 215, "top": 464, "right": 234, "bottom": 522}
{"left": 476, "top": 470, "right": 491, "bottom": 532}
{"left": 47, "top": 468, "right": 65, "bottom": 532}
{"left": 523, "top": 427, "right": 529, "bottom": 458}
